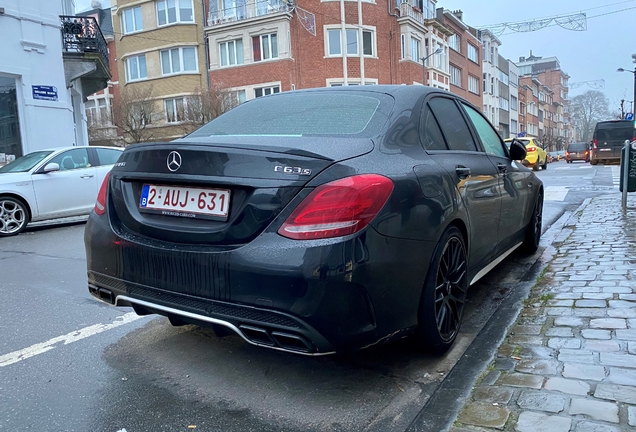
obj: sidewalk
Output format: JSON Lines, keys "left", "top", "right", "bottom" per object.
{"left": 451, "top": 194, "right": 636, "bottom": 432}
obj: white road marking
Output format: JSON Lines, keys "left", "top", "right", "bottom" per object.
{"left": 544, "top": 186, "right": 569, "bottom": 201}
{"left": 611, "top": 166, "right": 620, "bottom": 188}
{"left": 0, "top": 313, "right": 145, "bottom": 367}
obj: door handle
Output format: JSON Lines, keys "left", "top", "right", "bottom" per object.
{"left": 497, "top": 163, "right": 507, "bottom": 173}
{"left": 80, "top": 174, "right": 94, "bottom": 178}
{"left": 455, "top": 166, "right": 471, "bottom": 179}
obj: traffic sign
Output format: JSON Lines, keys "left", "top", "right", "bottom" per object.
{"left": 625, "top": 112, "right": 634, "bottom": 121}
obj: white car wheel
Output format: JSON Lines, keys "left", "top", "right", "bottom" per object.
{"left": 0, "top": 197, "right": 28, "bottom": 237}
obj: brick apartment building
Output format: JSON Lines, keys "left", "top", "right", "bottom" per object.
{"left": 440, "top": 9, "right": 482, "bottom": 108}
{"left": 110, "top": 0, "right": 208, "bottom": 142}
{"left": 204, "top": 0, "right": 482, "bottom": 104}
{"left": 517, "top": 52, "right": 571, "bottom": 150}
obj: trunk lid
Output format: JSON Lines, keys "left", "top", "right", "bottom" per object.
{"left": 108, "top": 138, "right": 373, "bottom": 245}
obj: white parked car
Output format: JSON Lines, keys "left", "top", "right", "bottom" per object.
{"left": 0, "top": 146, "right": 123, "bottom": 236}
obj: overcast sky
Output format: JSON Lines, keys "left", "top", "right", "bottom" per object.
{"left": 76, "top": 0, "right": 636, "bottom": 113}
{"left": 443, "top": 0, "right": 636, "bottom": 114}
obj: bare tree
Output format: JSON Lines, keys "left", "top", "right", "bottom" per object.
{"left": 569, "top": 90, "right": 610, "bottom": 142}
{"left": 112, "top": 85, "right": 159, "bottom": 144}
{"left": 180, "top": 84, "right": 241, "bottom": 134}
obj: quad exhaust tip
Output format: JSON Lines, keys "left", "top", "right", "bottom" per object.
{"left": 239, "top": 324, "right": 312, "bottom": 353}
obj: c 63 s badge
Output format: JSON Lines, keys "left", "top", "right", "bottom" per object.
{"left": 275, "top": 165, "right": 312, "bottom": 176}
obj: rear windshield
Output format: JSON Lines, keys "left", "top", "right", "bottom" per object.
{"left": 188, "top": 92, "right": 390, "bottom": 138}
{"left": 595, "top": 122, "right": 634, "bottom": 141}
{"left": 567, "top": 143, "right": 588, "bottom": 151}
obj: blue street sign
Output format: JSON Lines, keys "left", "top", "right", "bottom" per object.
{"left": 625, "top": 113, "right": 634, "bottom": 121}
{"left": 32, "top": 85, "right": 58, "bottom": 102}
{"left": 517, "top": 131, "right": 527, "bottom": 137}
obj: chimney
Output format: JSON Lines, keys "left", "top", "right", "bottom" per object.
{"left": 519, "top": 56, "right": 526, "bottom": 62}
{"left": 454, "top": 9, "right": 463, "bottom": 21}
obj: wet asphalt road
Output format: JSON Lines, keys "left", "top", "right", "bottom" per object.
{"left": 0, "top": 161, "right": 621, "bottom": 432}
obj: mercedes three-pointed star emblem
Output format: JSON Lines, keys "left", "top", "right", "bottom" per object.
{"left": 167, "top": 151, "right": 182, "bottom": 172}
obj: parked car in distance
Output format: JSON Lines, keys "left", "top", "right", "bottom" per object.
{"left": 85, "top": 86, "right": 544, "bottom": 356}
{"left": 0, "top": 146, "right": 123, "bottom": 236}
{"left": 504, "top": 137, "right": 548, "bottom": 171}
{"left": 591, "top": 120, "right": 635, "bottom": 165}
{"left": 548, "top": 151, "right": 561, "bottom": 162}
{"left": 565, "top": 142, "right": 590, "bottom": 163}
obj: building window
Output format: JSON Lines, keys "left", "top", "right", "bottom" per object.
{"left": 225, "top": 89, "right": 246, "bottom": 105}
{"left": 165, "top": 98, "right": 185, "bottom": 123}
{"left": 468, "top": 75, "right": 479, "bottom": 94}
{"left": 467, "top": 43, "right": 478, "bottom": 63}
{"left": 511, "top": 120, "right": 518, "bottom": 134}
{"left": 327, "top": 79, "right": 378, "bottom": 86}
{"left": 86, "top": 98, "right": 112, "bottom": 125}
{"left": 510, "top": 95, "right": 518, "bottom": 111}
{"left": 253, "top": 33, "right": 278, "bottom": 61}
{"left": 219, "top": 39, "right": 244, "bottom": 67}
{"left": 509, "top": 71, "right": 518, "bottom": 88}
{"left": 326, "top": 28, "right": 374, "bottom": 57}
{"left": 161, "top": 47, "right": 198, "bottom": 75}
{"left": 157, "top": 0, "right": 194, "bottom": 26}
{"left": 411, "top": 37, "right": 420, "bottom": 62}
{"left": 125, "top": 55, "right": 147, "bottom": 81}
{"left": 449, "top": 33, "right": 460, "bottom": 52}
{"left": 499, "top": 97, "right": 509, "bottom": 111}
{"left": 122, "top": 6, "right": 143, "bottom": 34}
{"left": 255, "top": 85, "right": 280, "bottom": 97}
{"left": 400, "top": 34, "right": 406, "bottom": 60}
{"left": 450, "top": 65, "right": 461, "bottom": 87}
{"left": 498, "top": 70, "right": 509, "bottom": 85}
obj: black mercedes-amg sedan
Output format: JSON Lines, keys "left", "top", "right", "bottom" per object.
{"left": 84, "top": 85, "right": 542, "bottom": 355}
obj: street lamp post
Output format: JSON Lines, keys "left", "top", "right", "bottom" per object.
{"left": 617, "top": 57, "right": 636, "bottom": 118}
{"left": 421, "top": 47, "right": 443, "bottom": 86}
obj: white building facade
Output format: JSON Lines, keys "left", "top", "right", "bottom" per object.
{"left": 478, "top": 29, "right": 500, "bottom": 128}
{"left": 508, "top": 60, "right": 519, "bottom": 139}
{"left": 0, "top": 0, "right": 110, "bottom": 160}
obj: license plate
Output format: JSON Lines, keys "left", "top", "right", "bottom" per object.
{"left": 600, "top": 148, "right": 612, "bottom": 152}
{"left": 140, "top": 184, "right": 230, "bottom": 218}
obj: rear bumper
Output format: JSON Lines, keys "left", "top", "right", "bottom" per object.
{"left": 84, "top": 213, "right": 435, "bottom": 354}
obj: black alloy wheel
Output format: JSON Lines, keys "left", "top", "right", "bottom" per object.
{"left": 522, "top": 193, "right": 543, "bottom": 254}
{"left": 0, "top": 197, "right": 28, "bottom": 237}
{"left": 416, "top": 226, "right": 468, "bottom": 353}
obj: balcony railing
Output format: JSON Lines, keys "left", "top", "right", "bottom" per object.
{"left": 398, "top": 2, "right": 435, "bottom": 25}
{"left": 207, "top": 0, "right": 292, "bottom": 26}
{"left": 60, "top": 15, "right": 109, "bottom": 69}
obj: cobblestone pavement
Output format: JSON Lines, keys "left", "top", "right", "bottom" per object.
{"left": 451, "top": 195, "right": 636, "bottom": 432}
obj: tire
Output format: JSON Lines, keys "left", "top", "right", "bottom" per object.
{"left": 0, "top": 196, "right": 29, "bottom": 237}
{"left": 542, "top": 158, "right": 548, "bottom": 170}
{"left": 415, "top": 226, "right": 468, "bottom": 353}
{"left": 590, "top": 159, "right": 598, "bottom": 166}
{"left": 532, "top": 163, "right": 539, "bottom": 171}
{"left": 521, "top": 193, "right": 543, "bottom": 254}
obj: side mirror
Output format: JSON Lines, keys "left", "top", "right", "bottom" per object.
{"left": 43, "top": 163, "right": 60, "bottom": 173}
{"left": 508, "top": 138, "right": 527, "bottom": 161}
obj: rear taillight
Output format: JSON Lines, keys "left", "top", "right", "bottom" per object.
{"left": 593, "top": 139, "right": 598, "bottom": 150}
{"left": 95, "top": 172, "right": 110, "bottom": 216}
{"left": 527, "top": 146, "right": 536, "bottom": 152}
{"left": 278, "top": 174, "right": 394, "bottom": 240}
{"left": 584, "top": 151, "right": 589, "bottom": 155}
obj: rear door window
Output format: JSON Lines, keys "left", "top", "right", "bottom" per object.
{"left": 428, "top": 97, "right": 478, "bottom": 152}
{"left": 95, "top": 148, "right": 123, "bottom": 166}
{"left": 461, "top": 102, "right": 507, "bottom": 158}
{"left": 420, "top": 108, "right": 448, "bottom": 151}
